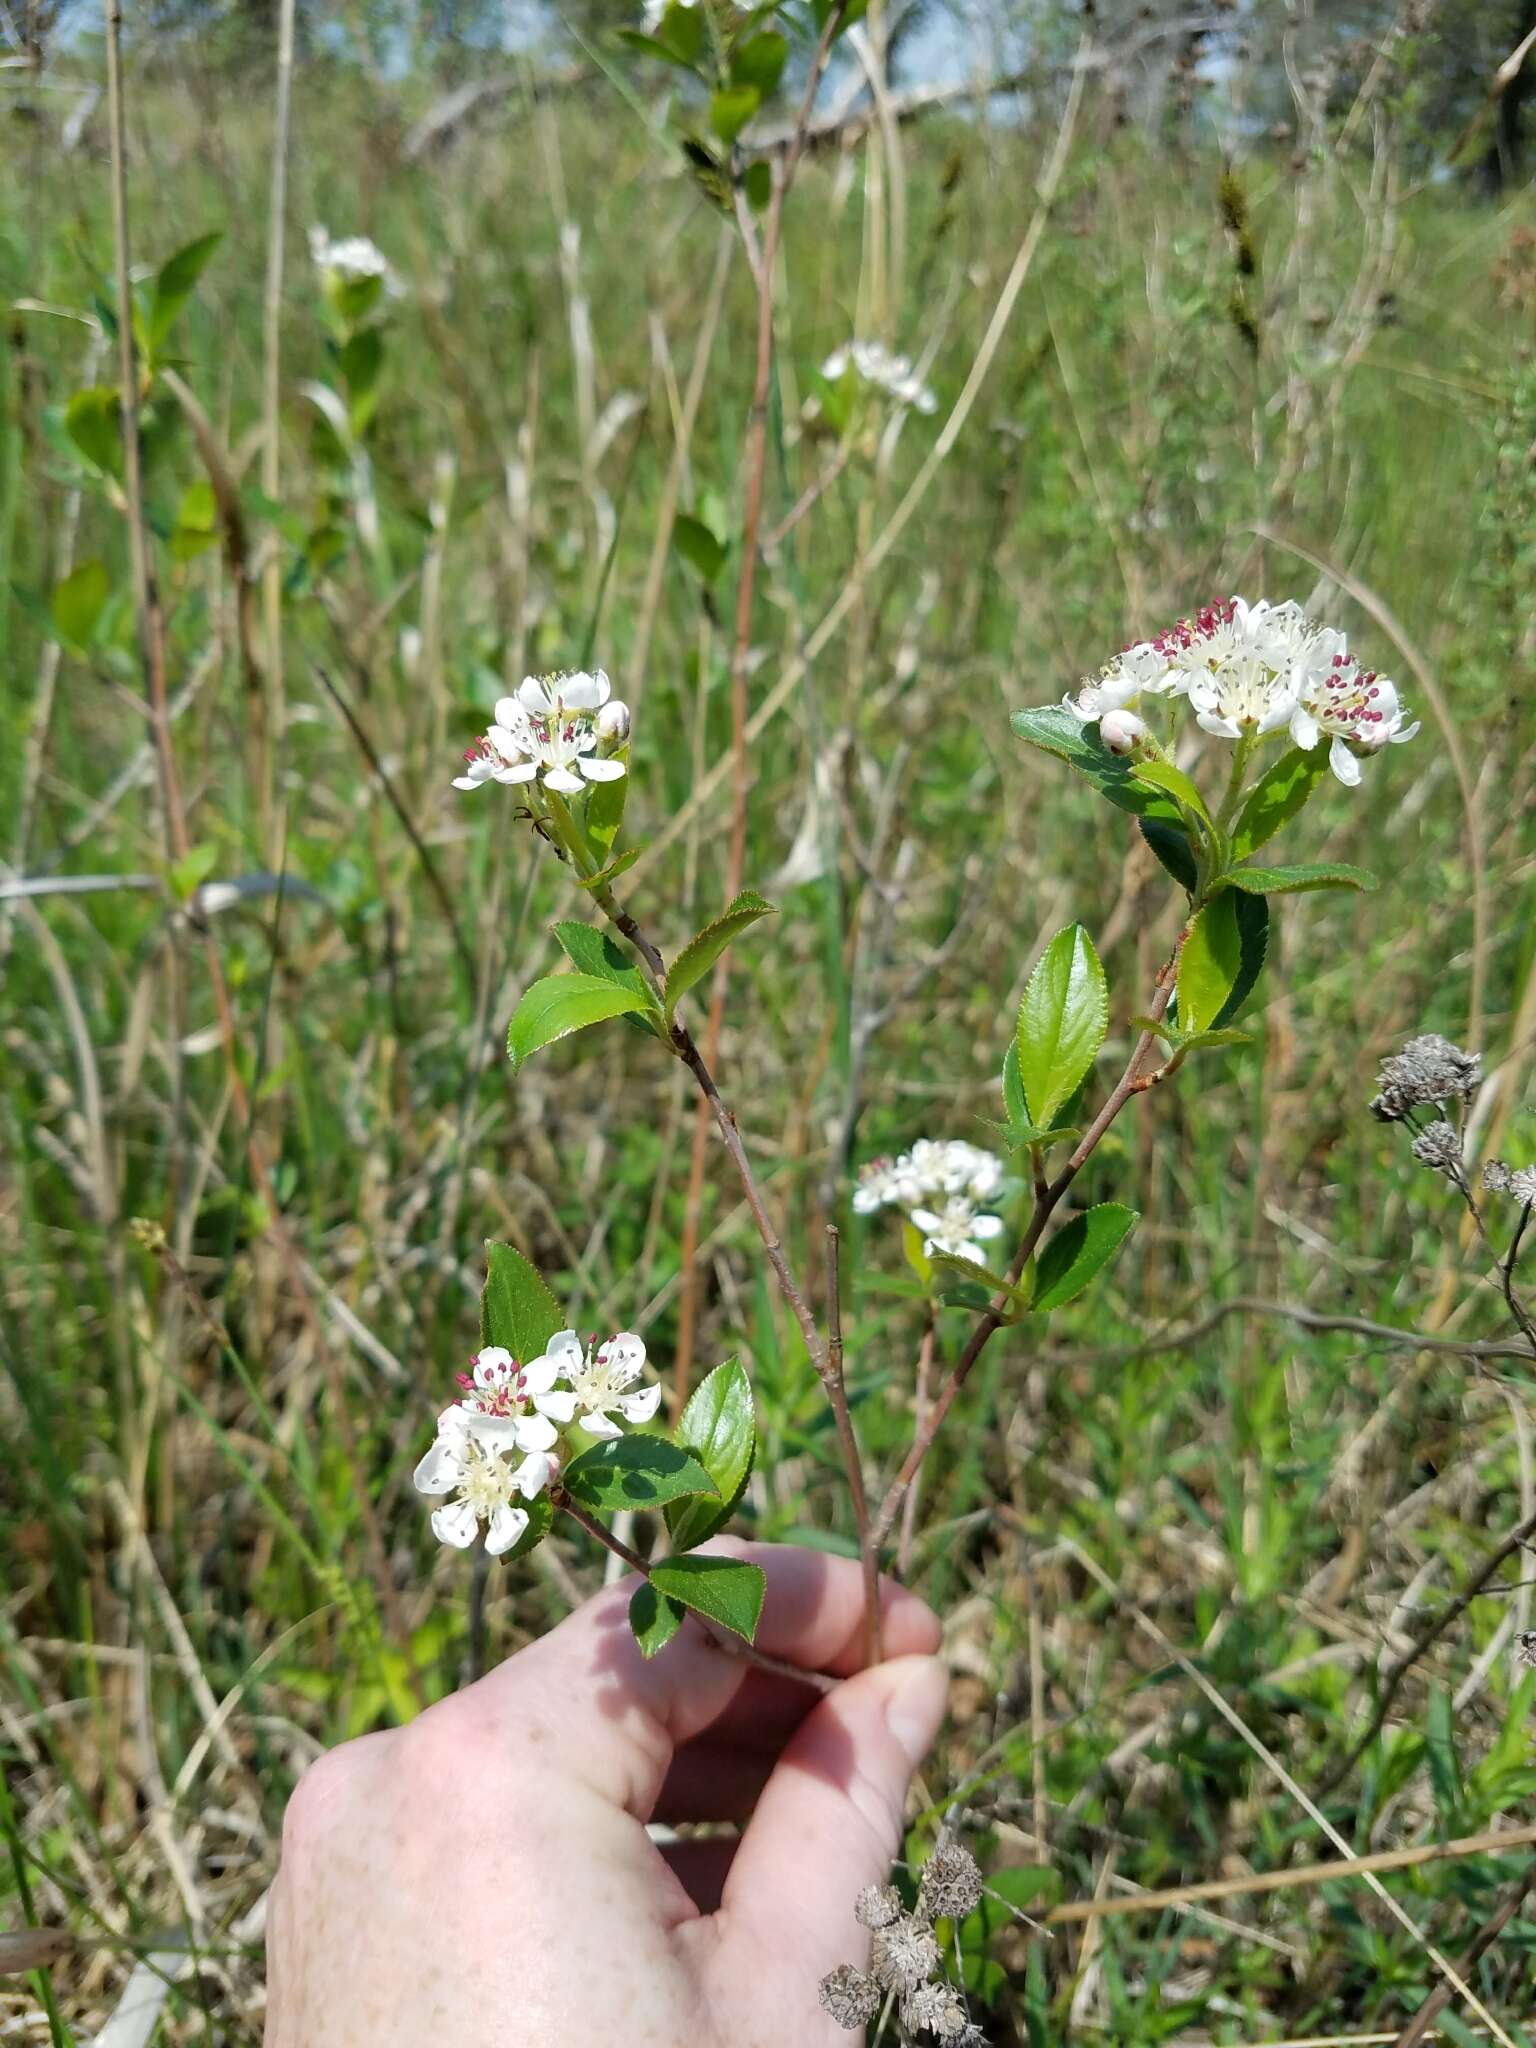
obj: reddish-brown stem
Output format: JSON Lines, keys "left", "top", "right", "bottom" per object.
{"left": 554, "top": 1494, "right": 836, "bottom": 1695}
{"left": 870, "top": 926, "right": 1193, "bottom": 1557}
{"left": 898, "top": 1316, "right": 936, "bottom": 1575}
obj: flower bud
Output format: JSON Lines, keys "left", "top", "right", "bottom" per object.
{"left": 1099, "top": 708, "right": 1148, "bottom": 755}
{"left": 596, "top": 699, "right": 631, "bottom": 744}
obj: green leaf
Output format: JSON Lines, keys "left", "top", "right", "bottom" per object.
{"left": 648, "top": 1555, "right": 766, "bottom": 1644}
{"left": 1130, "top": 758, "right": 1216, "bottom": 840}
{"left": 562, "top": 1437, "right": 717, "bottom": 1513}
{"left": 148, "top": 230, "right": 222, "bottom": 350}
{"left": 929, "top": 1252, "right": 1029, "bottom": 1317}
{"left": 480, "top": 1240, "right": 565, "bottom": 1363}
{"left": 1001, "top": 1039, "right": 1028, "bottom": 1126}
{"left": 1178, "top": 896, "right": 1243, "bottom": 1036}
{"left": 667, "top": 1359, "right": 756, "bottom": 1553}
{"left": 731, "top": 30, "right": 787, "bottom": 92}
{"left": 710, "top": 84, "right": 762, "bottom": 144}
{"left": 585, "top": 751, "right": 629, "bottom": 861}
{"left": 550, "top": 921, "right": 660, "bottom": 1014}
{"left": 1213, "top": 890, "right": 1269, "bottom": 1029}
{"left": 664, "top": 890, "right": 777, "bottom": 1022}
{"left": 1230, "top": 746, "right": 1330, "bottom": 860}
{"left": 574, "top": 846, "right": 643, "bottom": 892}
{"left": 65, "top": 386, "right": 123, "bottom": 477}
{"left": 812, "top": 0, "right": 869, "bottom": 29}
{"left": 742, "top": 159, "right": 772, "bottom": 213}
{"left": 629, "top": 1582, "right": 686, "bottom": 1658}
{"left": 640, "top": 0, "right": 705, "bottom": 65}
{"left": 50, "top": 559, "right": 110, "bottom": 648}
{"left": 340, "top": 326, "right": 385, "bottom": 432}
{"left": 1031, "top": 1204, "right": 1138, "bottom": 1312}
{"left": 993, "top": 1118, "right": 1080, "bottom": 1152}
{"left": 1139, "top": 817, "right": 1199, "bottom": 891}
{"left": 673, "top": 512, "right": 727, "bottom": 583}
{"left": 1179, "top": 1026, "right": 1255, "bottom": 1052}
{"left": 1015, "top": 924, "right": 1108, "bottom": 1129}
{"left": 1010, "top": 706, "right": 1182, "bottom": 825}
{"left": 169, "top": 842, "right": 219, "bottom": 901}
{"left": 1425, "top": 1685, "right": 1463, "bottom": 1825}
{"left": 170, "top": 478, "right": 220, "bottom": 562}
{"left": 1225, "top": 861, "right": 1378, "bottom": 896}
{"left": 498, "top": 1495, "right": 554, "bottom": 1565}
{"left": 507, "top": 972, "right": 654, "bottom": 1070}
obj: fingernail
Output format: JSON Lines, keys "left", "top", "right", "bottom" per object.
{"left": 884, "top": 1655, "right": 949, "bottom": 1767}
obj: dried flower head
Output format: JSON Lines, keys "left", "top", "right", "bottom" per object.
{"left": 902, "top": 1982, "right": 971, "bottom": 2040}
{"left": 1484, "top": 1160, "right": 1514, "bottom": 1193}
{"left": 817, "top": 1963, "right": 882, "bottom": 2029}
{"left": 1516, "top": 1630, "right": 1536, "bottom": 1672}
{"left": 1410, "top": 1119, "right": 1466, "bottom": 1180}
{"left": 919, "top": 1843, "right": 984, "bottom": 1921}
{"left": 870, "top": 1914, "right": 943, "bottom": 1995}
{"left": 1512, "top": 1167, "right": 1536, "bottom": 1208}
{"left": 855, "top": 1882, "right": 904, "bottom": 1930}
{"left": 1370, "top": 1034, "right": 1482, "bottom": 1122}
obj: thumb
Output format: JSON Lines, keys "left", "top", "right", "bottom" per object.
{"left": 708, "top": 1655, "right": 948, "bottom": 1991}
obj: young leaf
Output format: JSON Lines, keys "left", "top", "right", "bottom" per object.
{"left": 507, "top": 973, "right": 654, "bottom": 1070}
{"left": 1177, "top": 896, "right": 1243, "bottom": 1036}
{"left": 731, "top": 30, "right": 787, "bottom": 92}
{"left": 1001, "top": 1039, "right": 1028, "bottom": 1126}
{"left": 629, "top": 1582, "right": 686, "bottom": 1658}
{"left": 1130, "top": 758, "right": 1216, "bottom": 841}
{"left": 562, "top": 1437, "right": 717, "bottom": 1513}
{"left": 550, "top": 922, "right": 660, "bottom": 1012}
{"left": 667, "top": 1359, "right": 756, "bottom": 1553}
{"left": 1032, "top": 1204, "right": 1138, "bottom": 1312}
{"left": 51, "top": 559, "right": 110, "bottom": 648}
{"left": 1224, "top": 862, "right": 1378, "bottom": 896}
{"left": 1139, "top": 817, "right": 1198, "bottom": 891}
{"left": 65, "top": 386, "right": 123, "bottom": 476}
{"left": 929, "top": 1252, "right": 1030, "bottom": 1315}
{"left": 148, "top": 230, "right": 222, "bottom": 350}
{"left": 481, "top": 1241, "right": 565, "bottom": 1363}
{"left": 1230, "top": 746, "right": 1329, "bottom": 859}
{"left": 574, "top": 846, "right": 643, "bottom": 892}
{"left": 1015, "top": 924, "right": 1108, "bottom": 1129}
{"left": 585, "top": 751, "right": 629, "bottom": 860}
{"left": 1212, "top": 890, "right": 1269, "bottom": 1029}
{"left": 1010, "top": 706, "right": 1181, "bottom": 824}
{"left": 648, "top": 1555, "right": 766, "bottom": 1644}
{"left": 710, "top": 84, "right": 761, "bottom": 145}
{"left": 170, "top": 478, "right": 220, "bottom": 562}
{"left": 673, "top": 512, "right": 727, "bottom": 583}
{"left": 664, "top": 891, "right": 776, "bottom": 1021}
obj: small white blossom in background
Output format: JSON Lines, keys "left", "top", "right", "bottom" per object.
{"left": 307, "top": 224, "right": 401, "bottom": 294}
{"left": 415, "top": 1326, "right": 661, "bottom": 1553}
{"left": 821, "top": 339, "right": 938, "bottom": 415}
{"left": 854, "top": 1138, "right": 1006, "bottom": 1266}
{"left": 454, "top": 669, "right": 630, "bottom": 797}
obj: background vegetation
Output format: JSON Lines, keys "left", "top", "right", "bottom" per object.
{"left": 3, "top": 3, "right": 1536, "bottom": 2041}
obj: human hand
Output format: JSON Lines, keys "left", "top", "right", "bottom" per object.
{"left": 264, "top": 1543, "right": 947, "bottom": 2046}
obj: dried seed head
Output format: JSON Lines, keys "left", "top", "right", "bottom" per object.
{"left": 870, "top": 1914, "right": 943, "bottom": 1994}
{"left": 1370, "top": 1034, "right": 1482, "bottom": 1122}
{"left": 1484, "top": 1160, "right": 1514, "bottom": 1192}
{"left": 1512, "top": 1167, "right": 1536, "bottom": 1207}
{"left": 901, "top": 1982, "right": 970, "bottom": 2039}
{"left": 1410, "top": 1119, "right": 1465, "bottom": 1179}
{"left": 854, "top": 1882, "right": 904, "bottom": 1930}
{"left": 918, "top": 1843, "right": 985, "bottom": 1920}
{"left": 1516, "top": 1630, "right": 1536, "bottom": 1672}
{"left": 818, "top": 1964, "right": 882, "bottom": 2029}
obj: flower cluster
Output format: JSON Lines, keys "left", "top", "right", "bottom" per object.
{"left": 1368, "top": 1033, "right": 1482, "bottom": 1124}
{"left": 454, "top": 670, "right": 630, "bottom": 798}
{"left": 308, "top": 224, "right": 396, "bottom": 288}
{"left": 821, "top": 340, "right": 939, "bottom": 415}
{"left": 1065, "top": 595, "right": 1418, "bottom": 785}
{"left": 414, "top": 1328, "right": 660, "bottom": 1555}
{"left": 854, "top": 1139, "right": 1006, "bottom": 1264}
{"left": 1484, "top": 1160, "right": 1536, "bottom": 1207}
{"left": 819, "top": 1845, "right": 987, "bottom": 2043}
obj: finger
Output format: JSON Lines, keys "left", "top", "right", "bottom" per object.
{"left": 659, "top": 1834, "right": 740, "bottom": 1914}
{"left": 468, "top": 1542, "right": 939, "bottom": 1823}
{"left": 654, "top": 1739, "right": 776, "bottom": 1825}
{"left": 705, "top": 1655, "right": 949, "bottom": 1989}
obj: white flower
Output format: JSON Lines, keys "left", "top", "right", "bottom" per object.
{"left": 413, "top": 1408, "right": 551, "bottom": 1556}
{"left": 822, "top": 340, "right": 937, "bottom": 415}
{"left": 853, "top": 1157, "right": 908, "bottom": 1214}
{"left": 525, "top": 1328, "right": 661, "bottom": 1441}
{"left": 1160, "top": 596, "right": 1307, "bottom": 739}
{"left": 1064, "top": 641, "right": 1176, "bottom": 727}
{"left": 453, "top": 669, "right": 629, "bottom": 797}
{"left": 1288, "top": 640, "right": 1419, "bottom": 786}
{"left": 308, "top": 225, "right": 397, "bottom": 288}
{"left": 912, "top": 1197, "right": 1005, "bottom": 1266}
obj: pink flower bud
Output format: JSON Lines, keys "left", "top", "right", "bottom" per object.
{"left": 1100, "top": 709, "right": 1148, "bottom": 755}
{"left": 596, "top": 699, "right": 631, "bottom": 743}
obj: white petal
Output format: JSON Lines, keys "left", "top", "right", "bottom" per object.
{"left": 413, "top": 1437, "right": 464, "bottom": 1495}
{"left": 515, "top": 1412, "right": 559, "bottom": 1453}
{"left": 518, "top": 676, "right": 555, "bottom": 714}
{"left": 616, "top": 1384, "right": 662, "bottom": 1425}
{"left": 487, "top": 723, "right": 523, "bottom": 755}
{"left": 496, "top": 761, "right": 538, "bottom": 784}
{"left": 1257, "top": 693, "right": 1295, "bottom": 736}
{"left": 1328, "top": 736, "right": 1362, "bottom": 786}
{"left": 534, "top": 1389, "right": 579, "bottom": 1424}
{"left": 1290, "top": 705, "right": 1319, "bottom": 750}
{"left": 452, "top": 775, "right": 483, "bottom": 791}
{"left": 545, "top": 1331, "right": 583, "bottom": 1366}
{"left": 494, "top": 697, "right": 522, "bottom": 729}
{"left": 513, "top": 1452, "right": 554, "bottom": 1497}
{"left": 910, "top": 1207, "right": 942, "bottom": 1234}
{"left": 1391, "top": 720, "right": 1420, "bottom": 745}
{"left": 543, "top": 766, "right": 584, "bottom": 794}
{"left": 484, "top": 1504, "right": 530, "bottom": 1556}
{"left": 589, "top": 669, "right": 612, "bottom": 706}
{"left": 431, "top": 1501, "right": 479, "bottom": 1548}
{"left": 460, "top": 1411, "right": 523, "bottom": 1450}
{"left": 1196, "top": 711, "right": 1242, "bottom": 739}
{"left": 560, "top": 671, "right": 602, "bottom": 710}
{"left": 580, "top": 1413, "right": 624, "bottom": 1441}
{"left": 970, "top": 1213, "right": 1005, "bottom": 1239}
{"left": 577, "top": 755, "right": 625, "bottom": 781}
{"left": 852, "top": 1187, "right": 882, "bottom": 1213}
{"left": 520, "top": 1352, "right": 560, "bottom": 1394}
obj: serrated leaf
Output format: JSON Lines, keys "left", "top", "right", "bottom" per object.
{"left": 710, "top": 84, "right": 761, "bottom": 144}
{"left": 574, "top": 846, "right": 643, "bottom": 891}
{"left": 51, "top": 559, "right": 110, "bottom": 648}
{"left": 507, "top": 972, "right": 653, "bottom": 1070}
{"left": 497, "top": 1494, "right": 553, "bottom": 1564}
{"left": 1001, "top": 1038, "right": 1027, "bottom": 1126}
{"left": 1178, "top": 896, "right": 1243, "bottom": 1036}
{"left": 667, "top": 1359, "right": 756, "bottom": 1553}
{"left": 65, "top": 386, "right": 122, "bottom": 476}
{"left": 929, "top": 1252, "right": 1029, "bottom": 1316}
{"left": 1214, "top": 890, "right": 1269, "bottom": 1029}
{"left": 664, "top": 890, "right": 776, "bottom": 1021}
{"left": 1010, "top": 706, "right": 1182, "bottom": 825}
{"left": 731, "top": 29, "right": 786, "bottom": 92}
{"left": 1139, "top": 817, "right": 1199, "bottom": 891}
{"left": 1032, "top": 1203, "right": 1138, "bottom": 1312}
{"left": 1130, "top": 758, "right": 1216, "bottom": 839}
{"left": 1231, "top": 746, "right": 1330, "bottom": 860}
{"left": 550, "top": 921, "right": 660, "bottom": 1013}
{"left": 674, "top": 512, "right": 727, "bottom": 583}
{"left": 992, "top": 1117, "right": 1081, "bottom": 1151}
{"left": 1179, "top": 1026, "right": 1254, "bottom": 1051}
{"left": 629, "top": 1582, "right": 686, "bottom": 1657}
{"left": 562, "top": 1436, "right": 717, "bottom": 1513}
{"left": 1016, "top": 924, "right": 1108, "bottom": 1129}
{"left": 648, "top": 1555, "right": 766, "bottom": 1644}
{"left": 149, "top": 230, "right": 222, "bottom": 350}
{"left": 1224, "top": 861, "right": 1378, "bottom": 896}
{"left": 480, "top": 1241, "right": 565, "bottom": 1363}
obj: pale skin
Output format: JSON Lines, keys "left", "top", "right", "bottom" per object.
{"left": 265, "top": 1543, "right": 948, "bottom": 2046}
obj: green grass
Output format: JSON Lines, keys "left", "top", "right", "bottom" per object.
{"left": 3, "top": 36, "right": 1536, "bottom": 2046}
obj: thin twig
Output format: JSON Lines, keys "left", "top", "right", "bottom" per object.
{"left": 1390, "top": 1866, "right": 1536, "bottom": 2048}
{"left": 259, "top": 0, "right": 295, "bottom": 861}
{"left": 828, "top": 1223, "right": 880, "bottom": 1661}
